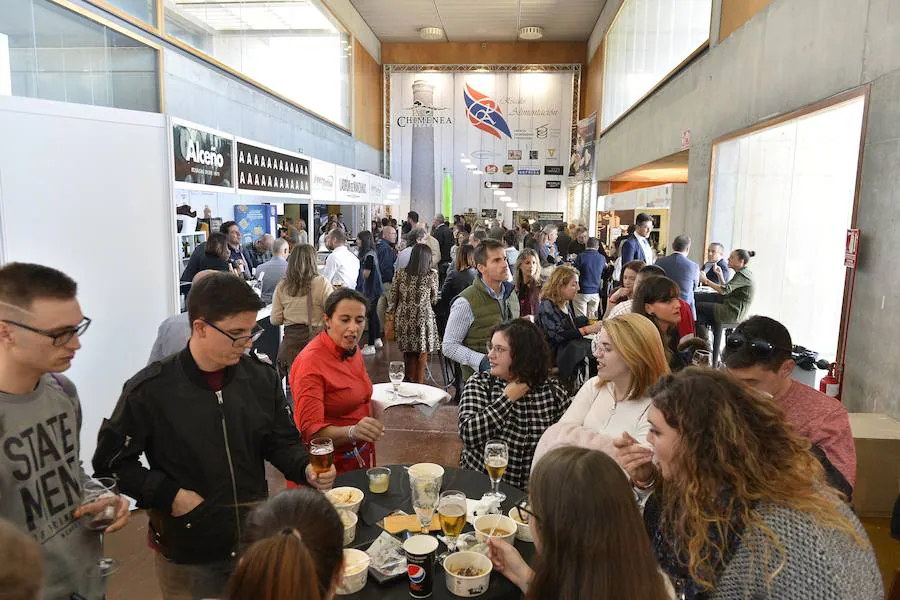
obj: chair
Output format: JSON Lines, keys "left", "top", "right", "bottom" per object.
{"left": 712, "top": 321, "right": 741, "bottom": 366}
{"left": 440, "top": 353, "right": 463, "bottom": 403}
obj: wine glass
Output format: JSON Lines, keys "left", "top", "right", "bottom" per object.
{"left": 409, "top": 474, "right": 441, "bottom": 534}
{"left": 79, "top": 477, "right": 122, "bottom": 577}
{"left": 437, "top": 490, "right": 467, "bottom": 562}
{"left": 484, "top": 440, "right": 509, "bottom": 502}
{"left": 389, "top": 361, "right": 404, "bottom": 400}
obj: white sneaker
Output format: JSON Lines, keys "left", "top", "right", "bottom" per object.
{"left": 374, "top": 338, "right": 384, "bottom": 349}
{"left": 361, "top": 345, "right": 376, "bottom": 356}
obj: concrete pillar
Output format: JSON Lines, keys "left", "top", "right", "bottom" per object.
{"left": 410, "top": 80, "right": 436, "bottom": 222}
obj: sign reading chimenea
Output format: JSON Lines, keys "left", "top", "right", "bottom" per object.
{"left": 237, "top": 139, "right": 310, "bottom": 196}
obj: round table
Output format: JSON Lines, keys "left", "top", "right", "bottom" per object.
{"left": 335, "top": 465, "right": 534, "bottom": 600}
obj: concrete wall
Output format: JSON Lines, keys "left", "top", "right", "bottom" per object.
{"left": 592, "top": 0, "right": 900, "bottom": 419}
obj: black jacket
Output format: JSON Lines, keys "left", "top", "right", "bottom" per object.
{"left": 432, "top": 223, "right": 455, "bottom": 264}
{"left": 93, "top": 348, "right": 310, "bottom": 564}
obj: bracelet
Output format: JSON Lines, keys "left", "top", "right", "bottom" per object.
{"left": 632, "top": 474, "right": 656, "bottom": 490}
{"left": 348, "top": 426, "right": 356, "bottom": 444}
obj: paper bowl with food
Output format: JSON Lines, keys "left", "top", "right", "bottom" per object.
{"left": 443, "top": 551, "right": 492, "bottom": 597}
{"left": 340, "top": 509, "right": 358, "bottom": 546}
{"left": 326, "top": 487, "right": 364, "bottom": 514}
{"left": 473, "top": 514, "right": 517, "bottom": 545}
{"left": 408, "top": 463, "right": 445, "bottom": 485}
{"left": 336, "top": 548, "right": 370, "bottom": 595}
{"left": 508, "top": 505, "right": 533, "bottom": 543}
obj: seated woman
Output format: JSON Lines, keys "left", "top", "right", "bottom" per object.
{"left": 603, "top": 259, "right": 645, "bottom": 318}
{"left": 487, "top": 446, "right": 671, "bottom": 600}
{"left": 532, "top": 313, "right": 670, "bottom": 467}
{"left": 513, "top": 248, "right": 542, "bottom": 318}
{"left": 618, "top": 368, "right": 883, "bottom": 599}
{"left": 291, "top": 288, "right": 385, "bottom": 475}
{"left": 696, "top": 248, "right": 756, "bottom": 342}
{"left": 458, "top": 319, "right": 569, "bottom": 490}
{"left": 536, "top": 265, "right": 601, "bottom": 386}
{"left": 227, "top": 488, "right": 343, "bottom": 600}
{"left": 198, "top": 232, "right": 239, "bottom": 274}
{"left": 632, "top": 276, "right": 694, "bottom": 371}
{"left": 436, "top": 243, "right": 477, "bottom": 332}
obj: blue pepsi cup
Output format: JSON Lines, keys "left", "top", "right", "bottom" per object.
{"left": 403, "top": 535, "right": 438, "bottom": 598}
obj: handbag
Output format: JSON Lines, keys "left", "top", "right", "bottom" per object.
{"left": 307, "top": 289, "right": 323, "bottom": 336}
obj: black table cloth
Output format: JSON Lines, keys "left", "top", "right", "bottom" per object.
{"left": 335, "top": 464, "right": 534, "bottom": 600}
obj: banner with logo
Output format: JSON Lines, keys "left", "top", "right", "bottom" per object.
{"left": 172, "top": 118, "right": 234, "bottom": 192}
{"left": 569, "top": 112, "right": 596, "bottom": 179}
{"left": 389, "top": 70, "right": 575, "bottom": 221}
{"left": 236, "top": 138, "right": 310, "bottom": 197}
{"left": 335, "top": 165, "right": 370, "bottom": 203}
{"left": 310, "top": 158, "right": 336, "bottom": 203}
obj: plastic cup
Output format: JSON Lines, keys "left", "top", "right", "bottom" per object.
{"left": 367, "top": 467, "right": 391, "bottom": 494}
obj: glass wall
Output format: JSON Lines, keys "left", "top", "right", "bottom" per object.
{"left": 602, "top": 0, "right": 712, "bottom": 129}
{"left": 708, "top": 96, "right": 866, "bottom": 360}
{"left": 0, "top": 0, "right": 160, "bottom": 112}
{"left": 163, "top": 0, "right": 351, "bottom": 128}
{"left": 89, "top": 0, "right": 158, "bottom": 26}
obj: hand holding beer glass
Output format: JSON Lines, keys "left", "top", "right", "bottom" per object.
{"left": 437, "top": 490, "right": 467, "bottom": 562}
{"left": 484, "top": 440, "right": 509, "bottom": 502}
{"left": 310, "top": 437, "right": 335, "bottom": 491}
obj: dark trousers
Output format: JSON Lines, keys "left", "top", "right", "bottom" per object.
{"left": 695, "top": 301, "right": 718, "bottom": 341}
{"left": 366, "top": 301, "right": 381, "bottom": 345}
{"left": 403, "top": 352, "right": 427, "bottom": 383}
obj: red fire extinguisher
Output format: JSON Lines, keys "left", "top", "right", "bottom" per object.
{"left": 819, "top": 363, "right": 841, "bottom": 399}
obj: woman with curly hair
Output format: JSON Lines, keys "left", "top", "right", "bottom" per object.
{"left": 458, "top": 319, "right": 570, "bottom": 490}
{"left": 618, "top": 368, "right": 882, "bottom": 599}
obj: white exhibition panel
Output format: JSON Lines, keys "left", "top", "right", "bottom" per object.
{"left": 0, "top": 96, "right": 175, "bottom": 468}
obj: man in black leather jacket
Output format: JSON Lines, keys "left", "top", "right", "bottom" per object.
{"left": 93, "top": 273, "right": 336, "bottom": 599}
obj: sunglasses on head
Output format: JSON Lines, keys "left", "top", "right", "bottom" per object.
{"left": 725, "top": 333, "right": 790, "bottom": 358}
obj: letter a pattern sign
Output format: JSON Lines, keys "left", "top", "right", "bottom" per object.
{"left": 237, "top": 140, "right": 310, "bottom": 197}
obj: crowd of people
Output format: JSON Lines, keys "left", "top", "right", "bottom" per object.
{"left": 0, "top": 207, "right": 888, "bottom": 600}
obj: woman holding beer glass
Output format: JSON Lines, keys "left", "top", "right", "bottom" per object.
{"left": 291, "top": 288, "right": 385, "bottom": 477}
{"left": 487, "top": 446, "right": 671, "bottom": 599}
{"left": 457, "top": 319, "right": 569, "bottom": 490}
{"left": 618, "top": 368, "right": 882, "bottom": 599}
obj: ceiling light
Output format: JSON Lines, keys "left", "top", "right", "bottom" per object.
{"left": 507, "top": 202, "right": 519, "bottom": 208}
{"left": 419, "top": 27, "right": 444, "bottom": 40}
{"left": 519, "top": 26, "right": 543, "bottom": 40}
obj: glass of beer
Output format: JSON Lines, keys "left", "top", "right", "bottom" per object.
{"left": 437, "top": 490, "right": 467, "bottom": 562}
{"left": 484, "top": 440, "right": 509, "bottom": 502}
{"left": 310, "top": 438, "right": 334, "bottom": 488}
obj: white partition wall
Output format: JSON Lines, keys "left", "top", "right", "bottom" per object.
{"left": 0, "top": 96, "right": 175, "bottom": 466}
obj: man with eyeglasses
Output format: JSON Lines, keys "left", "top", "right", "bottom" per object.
{"left": 93, "top": 272, "right": 336, "bottom": 599}
{"left": 0, "top": 263, "right": 130, "bottom": 600}
{"left": 722, "top": 316, "right": 856, "bottom": 499}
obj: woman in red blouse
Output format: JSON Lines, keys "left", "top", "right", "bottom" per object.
{"left": 291, "top": 287, "right": 386, "bottom": 476}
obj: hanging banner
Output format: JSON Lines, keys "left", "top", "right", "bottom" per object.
{"left": 569, "top": 112, "right": 596, "bottom": 179}
{"left": 368, "top": 174, "right": 385, "bottom": 205}
{"left": 236, "top": 138, "right": 310, "bottom": 197}
{"left": 335, "top": 165, "right": 370, "bottom": 203}
{"left": 310, "top": 159, "right": 336, "bottom": 203}
{"left": 171, "top": 118, "right": 234, "bottom": 192}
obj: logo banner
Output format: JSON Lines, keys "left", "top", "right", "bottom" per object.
{"left": 172, "top": 119, "right": 233, "bottom": 191}
{"left": 236, "top": 139, "right": 310, "bottom": 197}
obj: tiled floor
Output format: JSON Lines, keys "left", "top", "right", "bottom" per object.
{"left": 105, "top": 341, "right": 461, "bottom": 600}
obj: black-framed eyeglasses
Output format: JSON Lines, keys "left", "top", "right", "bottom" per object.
{"left": 202, "top": 320, "right": 264, "bottom": 348}
{"left": 725, "top": 333, "right": 790, "bottom": 359}
{"left": 514, "top": 497, "right": 537, "bottom": 523}
{"left": 1, "top": 317, "right": 91, "bottom": 346}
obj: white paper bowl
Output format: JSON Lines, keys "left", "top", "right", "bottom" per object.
{"left": 444, "top": 551, "right": 493, "bottom": 597}
{"left": 326, "top": 487, "right": 364, "bottom": 514}
{"left": 408, "top": 463, "right": 445, "bottom": 486}
{"left": 340, "top": 510, "right": 358, "bottom": 547}
{"left": 336, "top": 548, "right": 370, "bottom": 595}
{"left": 507, "top": 507, "right": 533, "bottom": 543}
{"left": 473, "top": 514, "right": 517, "bottom": 545}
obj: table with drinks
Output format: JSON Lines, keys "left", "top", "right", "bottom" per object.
{"left": 320, "top": 448, "right": 535, "bottom": 598}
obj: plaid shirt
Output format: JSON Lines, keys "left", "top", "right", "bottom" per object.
{"left": 244, "top": 241, "right": 272, "bottom": 270}
{"left": 458, "top": 372, "right": 570, "bottom": 490}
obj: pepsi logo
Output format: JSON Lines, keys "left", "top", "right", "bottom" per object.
{"left": 408, "top": 565, "right": 427, "bottom": 583}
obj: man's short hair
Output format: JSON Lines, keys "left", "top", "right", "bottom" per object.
{"left": 709, "top": 242, "right": 725, "bottom": 253}
{"left": 272, "top": 238, "right": 289, "bottom": 254}
{"left": 542, "top": 224, "right": 558, "bottom": 235}
{"left": 672, "top": 235, "right": 691, "bottom": 252}
{"left": 328, "top": 228, "right": 347, "bottom": 245}
{"left": 586, "top": 237, "right": 600, "bottom": 249}
{"left": 474, "top": 239, "right": 506, "bottom": 267}
{"left": 220, "top": 220, "right": 239, "bottom": 235}
{"left": 407, "top": 211, "right": 419, "bottom": 223}
{"left": 0, "top": 263, "right": 77, "bottom": 311}
{"left": 723, "top": 316, "right": 793, "bottom": 372}
{"left": 638, "top": 264, "right": 666, "bottom": 276}
{"left": 0, "top": 517, "right": 44, "bottom": 600}
{"left": 635, "top": 213, "right": 652, "bottom": 225}
{"left": 187, "top": 272, "right": 263, "bottom": 325}
{"left": 473, "top": 230, "right": 487, "bottom": 243}
{"left": 434, "top": 214, "right": 446, "bottom": 224}
{"left": 407, "top": 228, "right": 426, "bottom": 245}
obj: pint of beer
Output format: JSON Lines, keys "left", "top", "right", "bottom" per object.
{"left": 310, "top": 437, "right": 334, "bottom": 474}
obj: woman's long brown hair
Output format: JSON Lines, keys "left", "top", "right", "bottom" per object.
{"left": 527, "top": 447, "right": 670, "bottom": 600}
{"left": 282, "top": 244, "right": 319, "bottom": 297}
{"left": 226, "top": 488, "right": 344, "bottom": 600}
{"left": 650, "top": 368, "right": 866, "bottom": 590}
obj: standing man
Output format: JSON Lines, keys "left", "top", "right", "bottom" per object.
{"left": 556, "top": 222, "right": 573, "bottom": 258}
{"left": 442, "top": 240, "right": 519, "bottom": 380}
{"left": 656, "top": 234, "right": 700, "bottom": 317}
{"left": 402, "top": 211, "right": 419, "bottom": 237}
{"left": 0, "top": 263, "right": 130, "bottom": 600}
{"left": 376, "top": 226, "right": 397, "bottom": 335}
{"left": 242, "top": 234, "right": 274, "bottom": 272}
{"left": 148, "top": 270, "right": 218, "bottom": 363}
{"left": 432, "top": 214, "right": 455, "bottom": 267}
{"left": 93, "top": 273, "right": 336, "bottom": 599}
{"left": 619, "top": 213, "right": 656, "bottom": 265}
{"left": 395, "top": 228, "right": 427, "bottom": 270}
{"left": 322, "top": 228, "right": 360, "bottom": 288}
{"left": 421, "top": 223, "right": 442, "bottom": 270}
{"left": 255, "top": 238, "right": 290, "bottom": 304}
{"left": 572, "top": 237, "right": 607, "bottom": 319}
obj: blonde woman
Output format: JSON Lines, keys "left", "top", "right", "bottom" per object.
{"left": 535, "top": 265, "right": 601, "bottom": 385}
{"left": 532, "top": 313, "right": 670, "bottom": 467}
{"left": 271, "top": 244, "right": 334, "bottom": 375}
{"left": 514, "top": 248, "right": 542, "bottom": 318}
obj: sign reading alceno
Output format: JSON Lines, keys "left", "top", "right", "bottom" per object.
{"left": 172, "top": 118, "right": 234, "bottom": 191}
